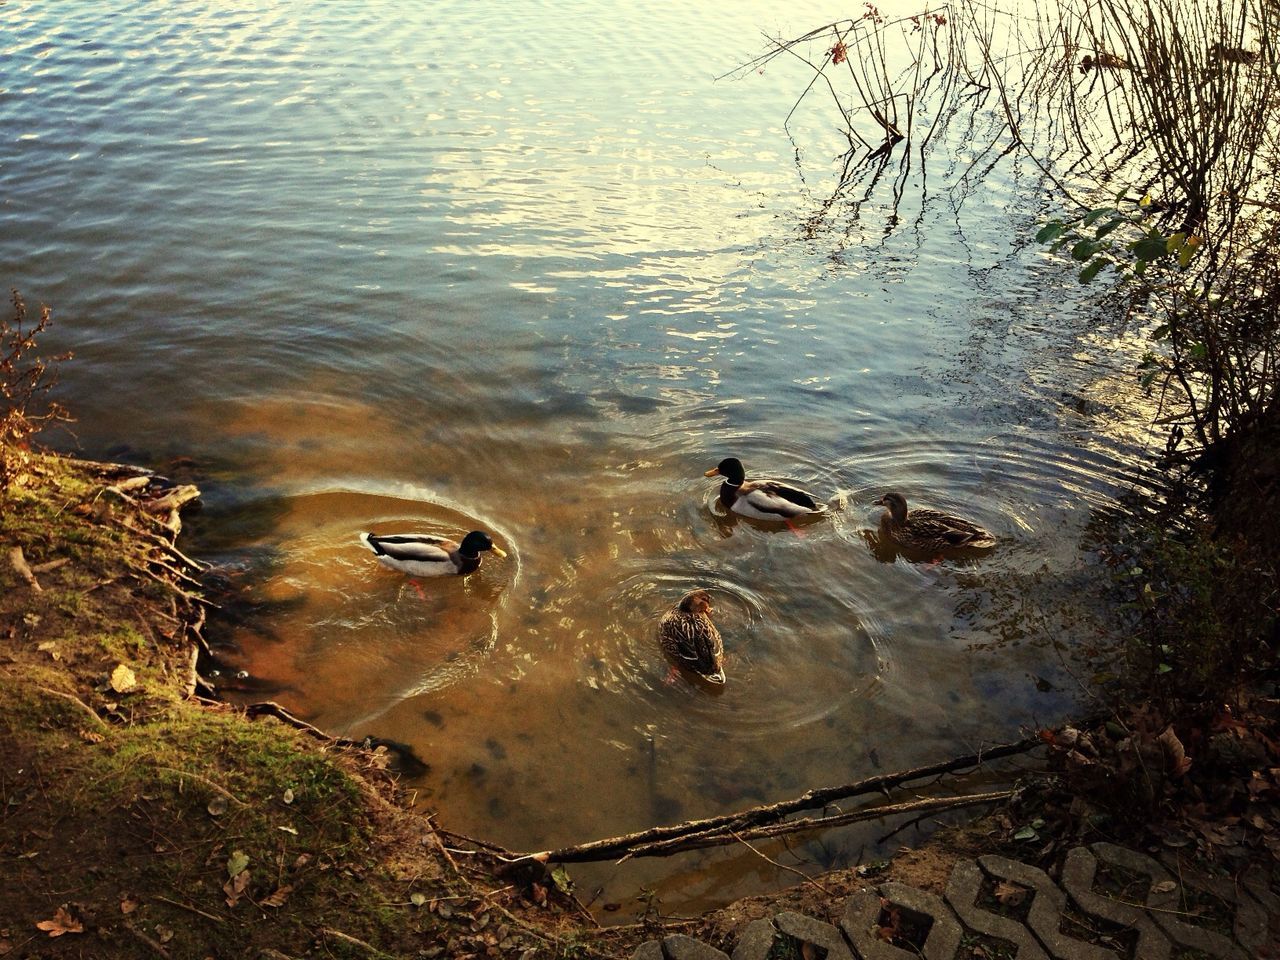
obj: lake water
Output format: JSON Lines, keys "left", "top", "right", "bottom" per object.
{"left": 1, "top": 0, "right": 1157, "bottom": 917}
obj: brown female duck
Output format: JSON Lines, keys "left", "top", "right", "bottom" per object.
{"left": 657, "top": 590, "right": 726, "bottom": 684}
{"left": 874, "top": 492, "right": 996, "bottom": 554}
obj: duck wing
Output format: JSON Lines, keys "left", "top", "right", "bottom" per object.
{"left": 658, "top": 613, "right": 726, "bottom": 681}
{"left": 739, "top": 479, "right": 826, "bottom": 518}
{"left": 909, "top": 510, "right": 996, "bottom": 548}
{"left": 362, "top": 533, "right": 458, "bottom": 564}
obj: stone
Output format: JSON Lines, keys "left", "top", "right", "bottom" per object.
{"left": 631, "top": 942, "right": 664, "bottom": 960}
{"left": 1159, "top": 849, "right": 1273, "bottom": 953}
{"left": 979, "top": 855, "right": 1117, "bottom": 960}
{"left": 661, "top": 934, "right": 730, "bottom": 960}
{"left": 773, "top": 911, "right": 854, "bottom": 960}
{"left": 730, "top": 919, "right": 776, "bottom": 960}
{"left": 1090, "top": 843, "right": 1244, "bottom": 959}
{"left": 1061, "top": 847, "right": 1170, "bottom": 960}
{"left": 839, "top": 882, "right": 962, "bottom": 960}
{"left": 945, "top": 857, "right": 1050, "bottom": 960}
{"left": 842, "top": 888, "right": 920, "bottom": 960}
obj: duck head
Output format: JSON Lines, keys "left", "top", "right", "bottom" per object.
{"left": 704, "top": 457, "right": 746, "bottom": 486}
{"left": 678, "top": 590, "right": 714, "bottom": 616}
{"left": 459, "top": 530, "right": 507, "bottom": 559}
{"left": 874, "top": 492, "right": 909, "bottom": 523}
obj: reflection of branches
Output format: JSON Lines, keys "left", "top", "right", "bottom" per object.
{"left": 742, "top": 1, "right": 1276, "bottom": 235}
{"left": 743, "top": 0, "right": 1280, "bottom": 450}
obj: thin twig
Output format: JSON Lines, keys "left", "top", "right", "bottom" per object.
{"left": 124, "top": 923, "right": 171, "bottom": 959}
{"left": 320, "top": 928, "right": 389, "bottom": 958}
{"left": 153, "top": 766, "right": 247, "bottom": 808}
{"left": 34, "top": 685, "right": 109, "bottom": 730}
{"left": 153, "top": 894, "right": 225, "bottom": 924}
{"left": 729, "top": 829, "right": 833, "bottom": 897}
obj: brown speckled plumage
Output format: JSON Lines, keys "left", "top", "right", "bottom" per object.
{"left": 657, "top": 590, "right": 725, "bottom": 684}
{"left": 875, "top": 492, "right": 996, "bottom": 554}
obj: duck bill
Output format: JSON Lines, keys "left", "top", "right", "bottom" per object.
{"left": 704, "top": 467, "right": 721, "bottom": 477}
{"left": 490, "top": 546, "right": 508, "bottom": 559}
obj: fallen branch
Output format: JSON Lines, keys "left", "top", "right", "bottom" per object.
{"left": 125, "top": 922, "right": 171, "bottom": 959}
{"left": 321, "top": 928, "right": 390, "bottom": 958}
{"left": 35, "top": 685, "right": 109, "bottom": 730}
{"left": 9, "top": 546, "right": 42, "bottom": 592}
{"left": 153, "top": 894, "right": 225, "bottom": 925}
{"left": 153, "top": 766, "right": 247, "bottom": 808}
{"left": 616, "top": 791, "right": 1014, "bottom": 861}
{"left": 244, "top": 701, "right": 430, "bottom": 775}
{"left": 524, "top": 735, "right": 1040, "bottom": 863}
{"left": 245, "top": 700, "right": 335, "bottom": 742}
{"left": 182, "top": 644, "right": 201, "bottom": 699}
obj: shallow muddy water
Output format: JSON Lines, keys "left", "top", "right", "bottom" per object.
{"left": 2, "top": 0, "right": 1158, "bottom": 917}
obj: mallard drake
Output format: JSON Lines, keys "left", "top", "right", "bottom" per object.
{"left": 704, "top": 457, "right": 828, "bottom": 523}
{"left": 873, "top": 492, "right": 996, "bottom": 554}
{"left": 360, "top": 530, "right": 506, "bottom": 577}
{"left": 657, "top": 590, "right": 725, "bottom": 684}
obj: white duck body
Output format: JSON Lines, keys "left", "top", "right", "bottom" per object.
{"left": 359, "top": 531, "right": 504, "bottom": 577}
{"left": 706, "top": 457, "right": 828, "bottom": 522}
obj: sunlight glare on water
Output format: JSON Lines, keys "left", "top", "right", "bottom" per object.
{"left": 0, "top": 0, "right": 1160, "bottom": 916}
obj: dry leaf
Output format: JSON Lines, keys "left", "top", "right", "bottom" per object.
{"left": 801, "top": 942, "right": 819, "bottom": 960}
{"left": 1150, "top": 879, "right": 1177, "bottom": 895}
{"left": 282, "top": 787, "right": 294, "bottom": 804}
{"left": 120, "top": 897, "right": 139, "bottom": 915}
{"left": 109, "top": 664, "right": 137, "bottom": 694}
{"left": 994, "top": 880, "right": 1028, "bottom": 907}
{"left": 206, "top": 795, "right": 228, "bottom": 817}
{"left": 79, "top": 729, "right": 105, "bottom": 744}
{"left": 223, "top": 869, "right": 250, "bottom": 908}
{"left": 155, "top": 924, "right": 174, "bottom": 944}
{"left": 0, "top": 939, "right": 12, "bottom": 955}
{"left": 261, "top": 885, "right": 293, "bottom": 908}
{"left": 1157, "top": 726, "right": 1192, "bottom": 777}
{"left": 35, "top": 906, "right": 83, "bottom": 937}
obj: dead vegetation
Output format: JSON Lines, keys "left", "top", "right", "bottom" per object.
{"left": 1, "top": 289, "right": 71, "bottom": 490}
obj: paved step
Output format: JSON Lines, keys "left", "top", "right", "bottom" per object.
{"left": 631, "top": 843, "right": 1278, "bottom": 960}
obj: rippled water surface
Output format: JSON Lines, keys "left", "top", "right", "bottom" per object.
{"left": 2, "top": 0, "right": 1157, "bottom": 916}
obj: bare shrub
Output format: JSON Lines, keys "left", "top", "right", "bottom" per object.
{"left": 1, "top": 289, "right": 72, "bottom": 488}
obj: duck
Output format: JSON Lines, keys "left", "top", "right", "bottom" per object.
{"left": 704, "top": 457, "right": 828, "bottom": 523}
{"left": 657, "top": 590, "right": 725, "bottom": 684}
{"left": 873, "top": 492, "right": 996, "bottom": 554}
{"left": 360, "top": 530, "right": 506, "bottom": 578}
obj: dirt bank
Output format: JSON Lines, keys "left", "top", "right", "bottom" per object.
{"left": 0, "top": 453, "right": 646, "bottom": 959}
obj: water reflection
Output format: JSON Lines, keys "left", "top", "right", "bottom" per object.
{"left": 0, "top": 0, "right": 1163, "bottom": 921}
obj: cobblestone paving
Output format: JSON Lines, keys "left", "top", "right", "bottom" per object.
{"left": 631, "top": 843, "right": 1278, "bottom": 960}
